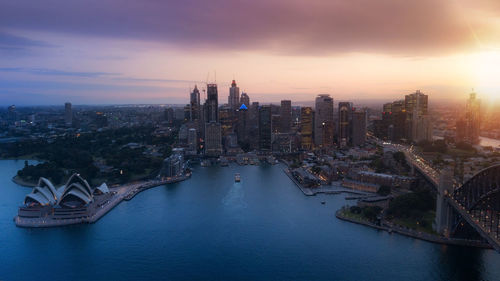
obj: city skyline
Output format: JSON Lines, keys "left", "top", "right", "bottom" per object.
{"left": 1, "top": 0, "right": 500, "bottom": 105}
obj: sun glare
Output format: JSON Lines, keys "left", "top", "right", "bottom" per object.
{"left": 471, "top": 51, "right": 500, "bottom": 101}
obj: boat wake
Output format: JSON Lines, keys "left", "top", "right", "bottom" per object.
{"left": 222, "top": 183, "right": 248, "bottom": 209}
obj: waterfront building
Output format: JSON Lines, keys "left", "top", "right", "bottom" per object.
{"left": 259, "top": 105, "right": 272, "bottom": 151}
{"left": 64, "top": 102, "right": 72, "bottom": 126}
{"left": 352, "top": 110, "right": 367, "bottom": 146}
{"left": 228, "top": 80, "right": 240, "bottom": 111}
{"left": 205, "top": 122, "right": 222, "bottom": 157}
{"left": 465, "top": 92, "right": 481, "bottom": 144}
{"left": 338, "top": 102, "right": 352, "bottom": 148}
{"left": 20, "top": 174, "right": 110, "bottom": 219}
{"left": 314, "top": 95, "right": 334, "bottom": 148}
{"left": 190, "top": 85, "right": 201, "bottom": 122}
{"left": 280, "top": 100, "right": 292, "bottom": 133}
{"left": 300, "top": 107, "right": 314, "bottom": 150}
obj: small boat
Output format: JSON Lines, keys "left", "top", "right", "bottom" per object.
{"left": 321, "top": 201, "right": 326, "bottom": 205}
{"left": 235, "top": 173, "right": 241, "bottom": 182}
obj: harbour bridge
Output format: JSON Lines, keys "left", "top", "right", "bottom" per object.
{"left": 403, "top": 148, "right": 500, "bottom": 251}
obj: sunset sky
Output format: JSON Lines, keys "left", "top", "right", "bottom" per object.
{"left": 1, "top": 0, "right": 499, "bottom": 105}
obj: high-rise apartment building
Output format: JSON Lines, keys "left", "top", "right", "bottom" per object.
{"left": 314, "top": 95, "right": 334, "bottom": 148}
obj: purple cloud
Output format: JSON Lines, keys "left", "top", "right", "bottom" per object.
{"left": 0, "top": 0, "right": 491, "bottom": 55}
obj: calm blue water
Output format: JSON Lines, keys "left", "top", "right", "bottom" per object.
{"left": 1, "top": 160, "right": 499, "bottom": 281}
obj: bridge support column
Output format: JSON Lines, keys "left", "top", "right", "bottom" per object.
{"left": 434, "top": 168, "right": 454, "bottom": 237}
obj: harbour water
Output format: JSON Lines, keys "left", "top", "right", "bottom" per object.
{"left": 480, "top": 136, "right": 500, "bottom": 148}
{"left": 1, "top": 160, "right": 500, "bottom": 281}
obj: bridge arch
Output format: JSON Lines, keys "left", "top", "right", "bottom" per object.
{"left": 452, "top": 164, "right": 500, "bottom": 211}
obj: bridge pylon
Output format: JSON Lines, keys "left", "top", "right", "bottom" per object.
{"left": 435, "top": 167, "right": 454, "bottom": 236}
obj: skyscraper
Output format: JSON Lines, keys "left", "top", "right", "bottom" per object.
{"left": 240, "top": 92, "right": 250, "bottom": 107}
{"left": 338, "top": 102, "right": 352, "bottom": 148}
{"left": 228, "top": 80, "right": 240, "bottom": 110}
{"left": 314, "top": 95, "right": 334, "bottom": 148}
{"left": 405, "top": 90, "right": 428, "bottom": 116}
{"left": 188, "top": 128, "right": 198, "bottom": 154}
{"left": 236, "top": 103, "right": 249, "bottom": 146}
{"left": 465, "top": 92, "right": 480, "bottom": 144}
{"left": 205, "top": 122, "right": 222, "bottom": 157}
{"left": 190, "top": 85, "right": 201, "bottom": 121}
{"left": 205, "top": 84, "right": 219, "bottom": 122}
{"left": 249, "top": 102, "right": 260, "bottom": 150}
{"left": 300, "top": 107, "right": 314, "bottom": 150}
{"left": 405, "top": 90, "right": 431, "bottom": 142}
{"left": 64, "top": 102, "right": 72, "bottom": 126}
{"left": 280, "top": 100, "right": 292, "bottom": 133}
{"left": 352, "top": 110, "right": 367, "bottom": 146}
{"left": 258, "top": 105, "right": 272, "bottom": 151}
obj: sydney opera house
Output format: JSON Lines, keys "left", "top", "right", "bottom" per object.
{"left": 18, "top": 173, "right": 112, "bottom": 221}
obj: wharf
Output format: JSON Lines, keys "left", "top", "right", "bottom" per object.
{"left": 284, "top": 169, "right": 371, "bottom": 197}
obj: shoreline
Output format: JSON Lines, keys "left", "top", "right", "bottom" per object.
{"left": 283, "top": 163, "right": 493, "bottom": 251}
{"left": 335, "top": 209, "right": 492, "bottom": 250}
{"left": 12, "top": 176, "right": 37, "bottom": 187}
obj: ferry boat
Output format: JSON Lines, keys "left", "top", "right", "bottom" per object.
{"left": 235, "top": 173, "right": 241, "bottom": 182}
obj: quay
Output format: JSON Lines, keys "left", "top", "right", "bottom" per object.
{"left": 14, "top": 174, "right": 190, "bottom": 228}
{"left": 284, "top": 168, "right": 372, "bottom": 197}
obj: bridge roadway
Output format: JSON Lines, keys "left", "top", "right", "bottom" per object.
{"left": 381, "top": 141, "right": 500, "bottom": 251}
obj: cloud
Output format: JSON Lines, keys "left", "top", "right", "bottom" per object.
{"left": 112, "top": 77, "right": 203, "bottom": 84}
{"left": 1, "top": 0, "right": 496, "bottom": 55}
{"left": 0, "top": 32, "right": 53, "bottom": 48}
{"left": 0, "top": 67, "right": 120, "bottom": 78}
